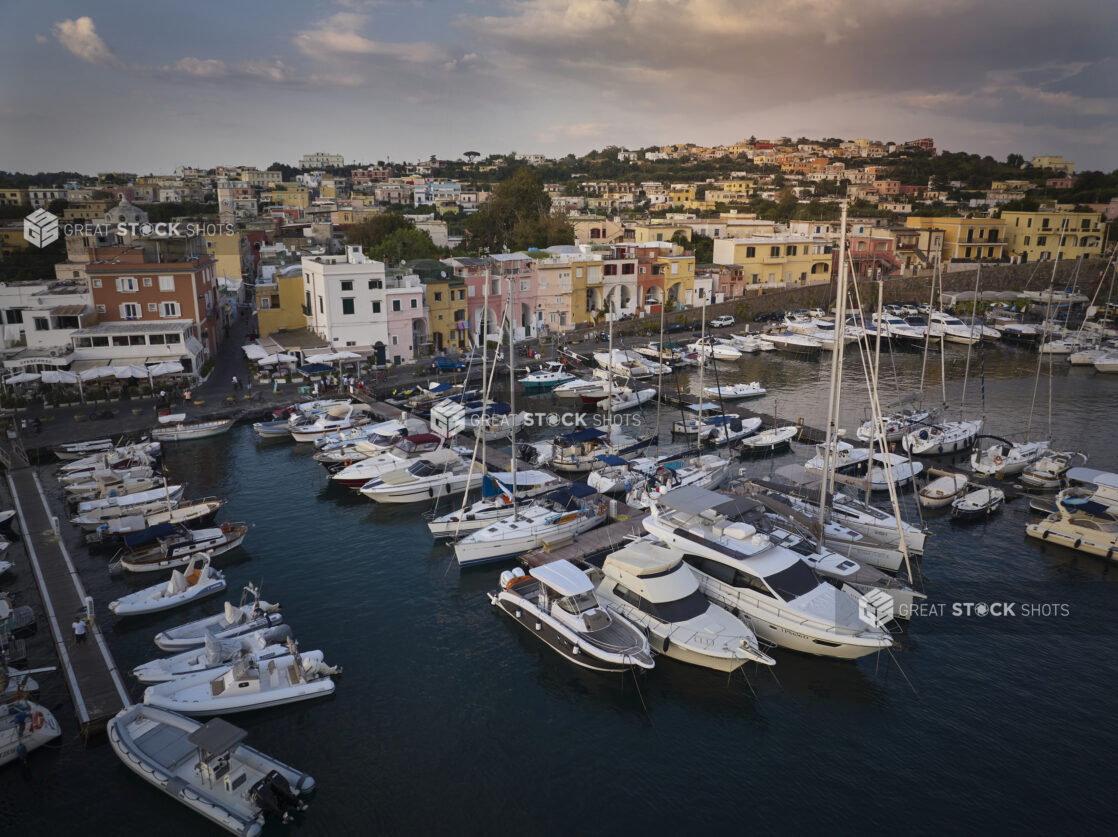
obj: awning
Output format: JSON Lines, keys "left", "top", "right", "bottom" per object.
{"left": 5, "top": 372, "right": 41, "bottom": 384}
{"left": 41, "top": 370, "right": 78, "bottom": 384}
{"left": 242, "top": 344, "right": 268, "bottom": 360}
{"left": 50, "top": 304, "right": 88, "bottom": 317}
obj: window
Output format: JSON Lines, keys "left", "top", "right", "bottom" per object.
{"left": 1024, "top": 236, "right": 1031, "bottom": 245}
{"left": 604, "top": 264, "right": 617, "bottom": 276}
{"left": 130, "top": 335, "right": 146, "bottom": 345}
{"left": 141, "top": 277, "right": 152, "bottom": 287}
{"left": 764, "top": 561, "right": 819, "bottom": 602}
{"left": 160, "top": 302, "right": 180, "bottom": 318}
{"left": 538, "top": 277, "right": 547, "bottom": 289}
{"left": 96, "top": 304, "right": 106, "bottom": 314}
{"left": 391, "top": 335, "right": 398, "bottom": 345}
{"left": 468, "top": 286, "right": 476, "bottom": 297}
{"left": 786, "top": 245, "right": 797, "bottom": 256}
{"left": 318, "top": 296, "right": 324, "bottom": 313}
{"left": 964, "top": 247, "right": 972, "bottom": 258}
{"left": 158, "top": 275, "right": 175, "bottom": 292}
{"left": 92, "top": 278, "right": 102, "bottom": 288}
{"left": 116, "top": 277, "right": 138, "bottom": 292}
{"left": 434, "top": 292, "right": 443, "bottom": 302}
{"left": 112, "top": 335, "right": 129, "bottom": 346}
{"left": 149, "top": 334, "right": 165, "bottom": 344}
{"left": 520, "top": 279, "right": 530, "bottom": 292}
{"left": 392, "top": 300, "right": 401, "bottom": 312}
{"left": 1037, "top": 236, "right": 1047, "bottom": 246}
{"left": 372, "top": 301, "right": 382, "bottom": 314}
{"left": 74, "top": 337, "right": 92, "bottom": 348}
{"left": 92, "top": 336, "right": 109, "bottom": 347}
{"left": 5, "top": 309, "right": 23, "bottom": 324}
{"left": 340, "top": 280, "right": 353, "bottom": 291}
{"left": 490, "top": 279, "right": 500, "bottom": 296}
{"left": 147, "top": 303, "right": 158, "bottom": 312}
{"left": 342, "top": 298, "right": 355, "bottom": 315}
{"left": 33, "top": 317, "right": 48, "bottom": 331}
{"left": 622, "top": 263, "right": 635, "bottom": 274}
{"left": 745, "top": 246, "right": 756, "bottom": 258}
{"left": 120, "top": 302, "right": 141, "bottom": 319}
{"left": 166, "top": 333, "right": 181, "bottom": 344}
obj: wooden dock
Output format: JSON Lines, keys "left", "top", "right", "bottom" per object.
{"left": 520, "top": 503, "right": 649, "bottom": 568}
{"left": 3, "top": 445, "right": 130, "bottom": 738}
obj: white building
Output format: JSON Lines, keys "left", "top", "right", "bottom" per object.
{"left": 299, "top": 152, "right": 345, "bottom": 170}
{"left": 27, "top": 188, "right": 67, "bottom": 209}
{"left": 0, "top": 279, "right": 94, "bottom": 372}
{"left": 301, "top": 246, "right": 427, "bottom": 364}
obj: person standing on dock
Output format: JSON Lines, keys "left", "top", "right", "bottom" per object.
{"left": 72, "top": 616, "right": 87, "bottom": 646}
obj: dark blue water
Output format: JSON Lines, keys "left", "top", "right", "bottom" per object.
{"left": 3, "top": 343, "right": 1116, "bottom": 835}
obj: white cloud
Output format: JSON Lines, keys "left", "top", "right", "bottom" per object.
{"left": 35, "top": 34, "right": 48, "bottom": 45}
{"left": 293, "top": 13, "right": 452, "bottom": 65}
{"left": 52, "top": 17, "right": 123, "bottom": 68}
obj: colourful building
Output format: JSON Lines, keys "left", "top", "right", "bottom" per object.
{"left": 904, "top": 217, "right": 1007, "bottom": 262}
{"left": 255, "top": 265, "right": 306, "bottom": 337}
{"left": 711, "top": 236, "right": 832, "bottom": 288}
{"left": 1001, "top": 208, "right": 1104, "bottom": 262}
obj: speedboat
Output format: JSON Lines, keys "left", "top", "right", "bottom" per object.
{"left": 928, "top": 311, "right": 980, "bottom": 345}
{"left": 586, "top": 454, "right": 657, "bottom": 495}
{"left": 1020, "top": 451, "right": 1077, "bottom": 490}
{"left": 805, "top": 440, "right": 922, "bottom": 490}
{"left": 951, "top": 487, "right": 1004, "bottom": 521}
{"left": 331, "top": 434, "right": 443, "bottom": 487}
{"left": 918, "top": 474, "right": 969, "bottom": 509}
{"left": 1094, "top": 351, "right": 1118, "bottom": 373}
{"left": 519, "top": 362, "right": 576, "bottom": 392}
{"left": 702, "top": 415, "right": 762, "bottom": 447}
{"left": 93, "top": 499, "right": 227, "bottom": 540}
{"left": 117, "top": 523, "right": 250, "bottom": 574}
{"left": 643, "top": 486, "right": 893, "bottom": 659}
{"left": 553, "top": 372, "right": 611, "bottom": 399}
{"left": 739, "top": 426, "right": 799, "bottom": 455}
{"left": 467, "top": 410, "right": 528, "bottom": 442}
{"left": 108, "top": 706, "right": 314, "bottom": 835}
{"left": 288, "top": 403, "right": 372, "bottom": 443}
{"left": 152, "top": 417, "right": 236, "bottom": 442}
{"left": 866, "top": 312, "right": 925, "bottom": 344}
{"left": 593, "top": 349, "right": 668, "bottom": 378}
{"left": 71, "top": 485, "right": 186, "bottom": 530}
{"left": 54, "top": 438, "right": 114, "bottom": 460}
{"left": 131, "top": 626, "right": 294, "bottom": 683}
{"left": 1, "top": 699, "right": 61, "bottom": 768}
{"left": 1022, "top": 288, "right": 1089, "bottom": 305}
{"left": 1026, "top": 493, "right": 1118, "bottom": 560}
{"left": 971, "top": 440, "right": 1049, "bottom": 477}
{"left": 143, "top": 645, "right": 339, "bottom": 715}
{"left": 426, "top": 471, "right": 566, "bottom": 538}
{"left": 549, "top": 426, "right": 657, "bottom": 473}
{"left": 763, "top": 331, "right": 824, "bottom": 357}
{"left": 687, "top": 336, "right": 742, "bottom": 362}
{"left": 109, "top": 554, "right": 226, "bottom": 617}
{"left": 728, "top": 333, "right": 775, "bottom": 353}
{"left": 588, "top": 540, "right": 774, "bottom": 670}
{"left": 672, "top": 403, "right": 721, "bottom": 438}
{"left": 903, "top": 419, "right": 983, "bottom": 455}
{"left": 314, "top": 419, "right": 429, "bottom": 467}
{"left": 64, "top": 472, "right": 160, "bottom": 503}
{"left": 154, "top": 585, "right": 283, "bottom": 651}
{"left": 358, "top": 449, "right": 484, "bottom": 503}
{"left": 487, "top": 561, "right": 655, "bottom": 672}
{"left": 595, "top": 386, "right": 656, "bottom": 413}
{"left": 454, "top": 484, "right": 607, "bottom": 566}
{"left": 703, "top": 382, "right": 765, "bottom": 400}
{"left": 625, "top": 455, "right": 730, "bottom": 510}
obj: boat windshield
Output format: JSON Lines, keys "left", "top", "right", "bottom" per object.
{"left": 644, "top": 588, "right": 709, "bottom": 622}
{"left": 763, "top": 560, "right": 820, "bottom": 602}
{"left": 408, "top": 461, "right": 437, "bottom": 477}
{"left": 557, "top": 591, "right": 600, "bottom": 615}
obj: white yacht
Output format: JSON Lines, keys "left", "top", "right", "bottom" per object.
{"left": 971, "top": 440, "right": 1049, "bottom": 477}
{"left": 763, "top": 331, "right": 825, "bottom": 356}
{"left": 702, "top": 415, "right": 762, "bottom": 448}
{"left": 426, "top": 471, "right": 565, "bottom": 538}
{"left": 550, "top": 426, "right": 657, "bottom": 473}
{"left": 313, "top": 418, "right": 426, "bottom": 466}
{"left": 331, "top": 433, "right": 444, "bottom": 487}
{"left": 866, "top": 312, "right": 925, "bottom": 344}
{"left": 593, "top": 349, "right": 669, "bottom": 378}
{"left": 288, "top": 403, "right": 372, "bottom": 443}
{"left": 1026, "top": 495, "right": 1118, "bottom": 560}
{"left": 594, "top": 386, "right": 656, "bottom": 413}
{"left": 855, "top": 409, "right": 931, "bottom": 443}
{"left": 903, "top": 419, "right": 983, "bottom": 455}
{"left": 625, "top": 455, "right": 731, "bottom": 509}
{"left": 588, "top": 541, "right": 774, "bottom": 671}
{"left": 487, "top": 562, "right": 655, "bottom": 672}
{"left": 728, "top": 333, "right": 775, "bottom": 353}
{"left": 687, "top": 336, "right": 742, "bottom": 361}
{"left": 928, "top": 311, "right": 980, "bottom": 345}
{"left": 703, "top": 382, "right": 766, "bottom": 400}
{"left": 519, "top": 363, "right": 577, "bottom": 392}
{"left": 359, "top": 449, "right": 485, "bottom": 504}
{"left": 805, "top": 440, "right": 922, "bottom": 490}
{"left": 454, "top": 484, "right": 607, "bottom": 566}
{"left": 643, "top": 487, "right": 894, "bottom": 659}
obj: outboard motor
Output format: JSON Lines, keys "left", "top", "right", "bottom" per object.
{"left": 251, "top": 770, "right": 307, "bottom": 823}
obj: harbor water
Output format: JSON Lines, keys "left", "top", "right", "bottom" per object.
{"left": 2, "top": 341, "right": 1116, "bottom": 835}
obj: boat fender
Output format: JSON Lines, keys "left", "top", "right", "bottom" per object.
{"left": 534, "top": 621, "right": 542, "bottom": 631}
{"left": 1042, "top": 530, "right": 1049, "bottom": 539}
{"left": 30, "top": 712, "right": 44, "bottom": 731}
{"left": 344, "top": 459, "right": 352, "bottom": 467}
{"left": 994, "top": 456, "right": 1004, "bottom": 466}
{"left": 1073, "top": 539, "right": 1081, "bottom": 549}
{"left": 220, "top": 522, "right": 232, "bottom": 534}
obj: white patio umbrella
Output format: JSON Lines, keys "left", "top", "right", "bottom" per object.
{"left": 6, "top": 372, "right": 42, "bottom": 384}
{"left": 78, "top": 367, "right": 117, "bottom": 381}
{"left": 114, "top": 365, "right": 149, "bottom": 379}
{"left": 149, "top": 361, "right": 185, "bottom": 376}
{"left": 242, "top": 344, "right": 267, "bottom": 360}
{"left": 41, "top": 370, "right": 78, "bottom": 384}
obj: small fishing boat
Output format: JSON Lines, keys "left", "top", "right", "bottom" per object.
{"left": 703, "top": 381, "right": 766, "bottom": 400}
{"left": 63, "top": 469, "right": 158, "bottom": 502}
{"left": 1, "top": 699, "right": 61, "bottom": 768}
{"left": 93, "top": 499, "right": 228, "bottom": 541}
{"left": 951, "top": 486, "right": 1005, "bottom": 521}
{"left": 466, "top": 410, "right": 529, "bottom": 442}
{"left": 109, "top": 554, "right": 226, "bottom": 617}
{"left": 131, "top": 626, "right": 295, "bottom": 683}
{"left": 594, "top": 386, "right": 656, "bottom": 413}
{"left": 702, "top": 415, "right": 762, "bottom": 447}
{"left": 549, "top": 426, "right": 657, "bottom": 472}
{"left": 625, "top": 455, "right": 730, "bottom": 510}
{"left": 142, "top": 644, "right": 339, "bottom": 715}
{"left": 252, "top": 418, "right": 296, "bottom": 438}
{"left": 1020, "top": 451, "right": 1078, "bottom": 490}
{"left": 903, "top": 419, "right": 983, "bottom": 455}
{"left": 71, "top": 485, "right": 187, "bottom": 530}
{"left": 152, "top": 417, "right": 236, "bottom": 442}
{"left": 116, "top": 523, "right": 249, "bottom": 574}
{"left": 108, "top": 706, "right": 314, "bottom": 835}
{"left": 487, "top": 561, "right": 655, "bottom": 672}
{"left": 154, "top": 586, "right": 282, "bottom": 652}
{"left": 918, "top": 473, "right": 969, "bottom": 509}
{"left": 588, "top": 540, "right": 774, "bottom": 671}
{"left": 739, "top": 426, "right": 799, "bottom": 455}
{"left": 54, "top": 438, "right": 114, "bottom": 460}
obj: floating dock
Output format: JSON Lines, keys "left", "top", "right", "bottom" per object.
{"left": 1, "top": 441, "right": 130, "bottom": 738}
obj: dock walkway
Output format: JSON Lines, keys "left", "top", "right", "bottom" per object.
{"left": 2, "top": 442, "right": 129, "bottom": 737}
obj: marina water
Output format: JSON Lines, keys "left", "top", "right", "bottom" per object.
{"left": 3, "top": 342, "right": 1115, "bottom": 835}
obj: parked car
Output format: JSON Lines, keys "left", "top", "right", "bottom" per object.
{"left": 430, "top": 356, "right": 467, "bottom": 372}
{"left": 753, "top": 311, "right": 783, "bottom": 323}
{"left": 710, "top": 315, "right": 735, "bottom": 328}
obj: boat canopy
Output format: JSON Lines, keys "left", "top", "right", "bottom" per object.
{"left": 419, "top": 449, "right": 461, "bottom": 465}
{"left": 594, "top": 454, "right": 629, "bottom": 467}
{"left": 1066, "top": 467, "right": 1118, "bottom": 491}
{"left": 187, "top": 717, "right": 248, "bottom": 756}
{"left": 604, "top": 541, "right": 680, "bottom": 577}
{"left": 546, "top": 482, "right": 597, "bottom": 509}
{"left": 491, "top": 470, "right": 555, "bottom": 489}
{"left": 123, "top": 522, "right": 177, "bottom": 548}
{"left": 555, "top": 427, "right": 606, "bottom": 444}
{"left": 1060, "top": 496, "right": 1111, "bottom": 517}
{"left": 530, "top": 559, "right": 595, "bottom": 597}
{"left": 656, "top": 485, "right": 728, "bottom": 514}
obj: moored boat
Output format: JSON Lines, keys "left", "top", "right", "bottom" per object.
{"left": 152, "top": 417, "right": 236, "bottom": 442}
{"left": 109, "top": 554, "right": 226, "bottom": 617}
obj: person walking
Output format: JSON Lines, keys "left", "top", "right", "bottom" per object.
{"left": 183, "top": 388, "right": 192, "bottom": 405}
{"left": 72, "top": 616, "right": 88, "bottom": 647}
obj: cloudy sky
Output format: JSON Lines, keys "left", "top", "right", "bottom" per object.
{"left": 1, "top": 0, "right": 1115, "bottom": 174}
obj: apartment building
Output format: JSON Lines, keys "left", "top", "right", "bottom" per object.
{"left": 904, "top": 217, "right": 1007, "bottom": 262}
{"left": 1001, "top": 208, "right": 1104, "bottom": 262}
{"left": 299, "top": 152, "right": 345, "bottom": 169}
{"left": 0, "top": 279, "right": 94, "bottom": 372}
{"left": 712, "top": 235, "right": 832, "bottom": 288}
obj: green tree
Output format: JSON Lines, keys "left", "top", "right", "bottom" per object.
{"left": 371, "top": 228, "right": 442, "bottom": 263}
{"left": 346, "top": 213, "right": 412, "bottom": 251}
{"left": 464, "top": 166, "right": 560, "bottom": 252}
{"left": 1006, "top": 153, "right": 1025, "bottom": 168}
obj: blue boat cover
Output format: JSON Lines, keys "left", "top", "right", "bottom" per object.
{"left": 123, "top": 521, "right": 176, "bottom": 547}
{"left": 295, "top": 363, "right": 332, "bottom": 375}
{"left": 546, "top": 481, "right": 597, "bottom": 509}
{"left": 594, "top": 454, "right": 628, "bottom": 466}
{"left": 555, "top": 427, "right": 606, "bottom": 444}
{"left": 1060, "top": 496, "right": 1111, "bottom": 517}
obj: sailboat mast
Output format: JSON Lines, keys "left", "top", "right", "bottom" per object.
{"left": 507, "top": 274, "right": 518, "bottom": 520}
{"left": 654, "top": 266, "right": 666, "bottom": 457}
{"left": 959, "top": 263, "right": 981, "bottom": 418}
{"left": 1027, "top": 217, "right": 1069, "bottom": 441}
{"left": 818, "top": 199, "right": 849, "bottom": 530}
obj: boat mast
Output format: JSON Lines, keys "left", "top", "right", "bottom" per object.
{"left": 817, "top": 199, "right": 849, "bottom": 531}
{"left": 1027, "top": 217, "right": 1068, "bottom": 442}
{"left": 697, "top": 296, "right": 706, "bottom": 434}
{"left": 654, "top": 263, "right": 666, "bottom": 458}
{"left": 508, "top": 273, "right": 518, "bottom": 521}
{"left": 937, "top": 264, "right": 947, "bottom": 409}
{"left": 958, "top": 262, "right": 981, "bottom": 420}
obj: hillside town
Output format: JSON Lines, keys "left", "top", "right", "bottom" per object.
{"left": 0, "top": 137, "right": 1113, "bottom": 378}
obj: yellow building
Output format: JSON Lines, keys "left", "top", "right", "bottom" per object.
{"left": 652, "top": 248, "right": 698, "bottom": 305}
{"left": 408, "top": 259, "right": 469, "bottom": 352}
{"left": 1030, "top": 156, "right": 1074, "bottom": 174}
{"left": 633, "top": 223, "right": 692, "bottom": 244}
{"left": 0, "top": 189, "right": 30, "bottom": 209}
{"left": 255, "top": 266, "right": 306, "bottom": 337}
{"left": 204, "top": 231, "right": 248, "bottom": 282}
{"left": 1001, "top": 207, "right": 1105, "bottom": 262}
{"left": 711, "top": 236, "right": 831, "bottom": 288}
{"left": 267, "top": 184, "right": 310, "bottom": 209}
{"left": 904, "top": 217, "right": 1007, "bottom": 262}
{"left": 571, "top": 217, "right": 624, "bottom": 245}
{"left": 1, "top": 226, "right": 30, "bottom": 256}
